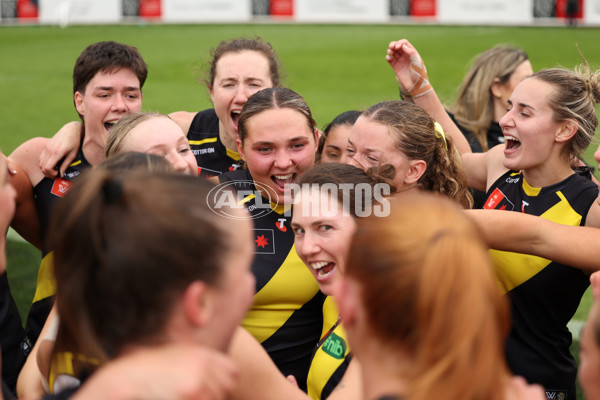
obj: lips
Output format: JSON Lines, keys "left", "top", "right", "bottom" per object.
{"left": 272, "top": 173, "right": 295, "bottom": 192}
{"left": 104, "top": 120, "right": 118, "bottom": 133}
{"left": 310, "top": 261, "right": 336, "bottom": 281}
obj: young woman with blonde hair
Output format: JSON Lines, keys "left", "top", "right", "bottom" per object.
{"left": 387, "top": 38, "right": 600, "bottom": 398}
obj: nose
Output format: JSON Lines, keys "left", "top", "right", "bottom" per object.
{"left": 168, "top": 152, "right": 190, "bottom": 174}
{"left": 234, "top": 86, "right": 249, "bottom": 105}
{"left": 345, "top": 154, "right": 365, "bottom": 171}
{"left": 301, "top": 231, "right": 321, "bottom": 258}
{"left": 111, "top": 95, "right": 128, "bottom": 113}
{"left": 274, "top": 149, "right": 293, "bottom": 170}
{"left": 499, "top": 108, "right": 514, "bottom": 130}
{"left": 594, "top": 145, "right": 600, "bottom": 167}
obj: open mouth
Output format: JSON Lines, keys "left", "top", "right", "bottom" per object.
{"left": 504, "top": 135, "right": 521, "bottom": 151}
{"left": 272, "top": 173, "right": 296, "bottom": 191}
{"left": 310, "top": 261, "right": 336, "bottom": 279}
{"left": 231, "top": 110, "right": 241, "bottom": 131}
{"left": 104, "top": 120, "right": 117, "bottom": 133}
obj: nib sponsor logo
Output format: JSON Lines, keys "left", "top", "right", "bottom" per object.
{"left": 322, "top": 333, "right": 346, "bottom": 359}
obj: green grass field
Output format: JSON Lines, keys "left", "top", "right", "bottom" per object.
{"left": 2, "top": 23, "right": 599, "bottom": 399}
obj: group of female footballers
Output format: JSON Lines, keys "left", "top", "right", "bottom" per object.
{"left": 2, "top": 34, "right": 600, "bottom": 400}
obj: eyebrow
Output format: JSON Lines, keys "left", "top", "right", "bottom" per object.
{"left": 507, "top": 99, "right": 536, "bottom": 111}
{"left": 252, "top": 136, "right": 310, "bottom": 146}
{"left": 94, "top": 86, "right": 140, "bottom": 91}
{"left": 325, "top": 144, "right": 341, "bottom": 151}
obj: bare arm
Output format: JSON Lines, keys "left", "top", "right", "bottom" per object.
{"left": 467, "top": 209, "right": 600, "bottom": 272}
{"left": 73, "top": 344, "right": 238, "bottom": 400}
{"left": 8, "top": 162, "right": 41, "bottom": 250}
{"left": 327, "top": 357, "right": 362, "bottom": 400}
{"left": 39, "top": 122, "right": 83, "bottom": 178}
{"left": 228, "top": 327, "right": 309, "bottom": 400}
{"left": 169, "top": 111, "right": 196, "bottom": 134}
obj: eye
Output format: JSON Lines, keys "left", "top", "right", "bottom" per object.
{"left": 367, "top": 155, "right": 379, "bottom": 163}
{"left": 326, "top": 152, "right": 340, "bottom": 160}
{"left": 292, "top": 143, "right": 306, "bottom": 150}
{"left": 293, "top": 227, "right": 305, "bottom": 236}
{"left": 319, "top": 225, "right": 333, "bottom": 232}
{"left": 346, "top": 148, "right": 356, "bottom": 156}
{"left": 179, "top": 147, "right": 191, "bottom": 154}
{"left": 257, "top": 147, "right": 272, "bottom": 154}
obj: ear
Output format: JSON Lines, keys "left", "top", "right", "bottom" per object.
{"left": 314, "top": 128, "right": 321, "bottom": 144}
{"left": 181, "top": 281, "right": 213, "bottom": 328}
{"left": 236, "top": 138, "right": 246, "bottom": 162}
{"left": 209, "top": 86, "right": 215, "bottom": 104}
{"left": 404, "top": 159, "right": 427, "bottom": 185}
{"left": 74, "top": 92, "right": 85, "bottom": 116}
{"left": 555, "top": 120, "right": 578, "bottom": 143}
{"left": 490, "top": 77, "right": 503, "bottom": 99}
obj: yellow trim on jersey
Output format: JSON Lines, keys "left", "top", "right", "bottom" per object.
{"left": 522, "top": 176, "right": 542, "bottom": 197}
{"left": 243, "top": 244, "right": 319, "bottom": 343}
{"left": 239, "top": 194, "right": 292, "bottom": 214}
{"left": 490, "top": 192, "right": 583, "bottom": 293}
{"left": 68, "top": 160, "right": 82, "bottom": 167}
{"left": 33, "top": 253, "right": 56, "bottom": 303}
{"left": 226, "top": 146, "right": 242, "bottom": 161}
{"left": 189, "top": 137, "right": 218, "bottom": 146}
{"left": 49, "top": 352, "right": 100, "bottom": 393}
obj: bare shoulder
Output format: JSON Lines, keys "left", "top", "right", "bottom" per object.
{"left": 485, "top": 144, "right": 508, "bottom": 190}
{"left": 585, "top": 200, "right": 600, "bottom": 228}
{"left": 9, "top": 137, "right": 49, "bottom": 185}
{"left": 169, "top": 111, "right": 196, "bottom": 133}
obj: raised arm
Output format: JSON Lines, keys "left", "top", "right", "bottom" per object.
{"left": 467, "top": 208, "right": 600, "bottom": 273}
{"left": 39, "top": 122, "right": 83, "bottom": 178}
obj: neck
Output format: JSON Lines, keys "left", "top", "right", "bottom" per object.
{"left": 218, "top": 121, "right": 237, "bottom": 152}
{"left": 521, "top": 153, "right": 574, "bottom": 188}
{"left": 355, "top": 338, "right": 410, "bottom": 400}
{"left": 81, "top": 129, "right": 107, "bottom": 167}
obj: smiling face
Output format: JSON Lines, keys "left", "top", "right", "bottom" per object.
{"left": 238, "top": 107, "right": 317, "bottom": 205}
{"left": 579, "top": 304, "right": 600, "bottom": 400}
{"left": 345, "top": 116, "right": 415, "bottom": 191}
{"left": 321, "top": 124, "right": 353, "bottom": 164}
{"left": 499, "top": 78, "right": 566, "bottom": 174}
{"left": 122, "top": 117, "right": 198, "bottom": 175}
{"left": 75, "top": 68, "right": 142, "bottom": 141}
{"left": 210, "top": 51, "right": 273, "bottom": 149}
{"left": 292, "top": 188, "right": 357, "bottom": 296}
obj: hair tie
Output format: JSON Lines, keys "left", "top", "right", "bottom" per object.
{"left": 102, "top": 179, "right": 123, "bottom": 204}
{"left": 434, "top": 122, "right": 448, "bottom": 151}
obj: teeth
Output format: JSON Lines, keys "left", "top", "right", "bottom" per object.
{"left": 231, "top": 110, "right": 241, "bottom": 115}
{"left": 310, "top": 261, "right": 329, "bottom": 270}
{"left": 274, "top": 174, "right": 293, "bottom": 180}
{"left": 505, "top": 135, "right": 520, "bottom": 142}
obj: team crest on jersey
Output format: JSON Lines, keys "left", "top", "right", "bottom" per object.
{"left": 51, "top": 179, "right": 73, "bottom": 198}
{"left": 484, "top": 188, "right": 515, "bottom": 211}
{"left": 253, "top": 229, "right": 275, "bottom": 254}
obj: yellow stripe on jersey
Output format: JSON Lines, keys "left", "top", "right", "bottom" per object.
{"left": 189, "top": 137, "right": 218, "bottom": 146}
{"left": 243, "top": 244, "right": 319, "bottom": 343}
{"left": 49, "top": 352, "right": 100, "bottom": 393}
{"left": 68, "top": 160, "right": 82, "bottom": 167}
{"left": 33, "top": 253, "right": 56, "bottom": 303}
{"left": 522, "top": 176, "right": 542, "bottom": 197}
{"left": 226, "top": 146, "right": 242, "bottom": 161}
{"left": 490, "top": 190, "right": 583, "bottom": 293}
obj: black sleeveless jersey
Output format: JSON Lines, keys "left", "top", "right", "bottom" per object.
{"left": 484, "top": 169, "right": 598, "bottom": 398}
{"left": 187, "top": 109, "right": 243, "bottom": 177}
{"left": 27, "top": 141, "right": 91, "bottom": 345}
{"left": 219, "top": 169, "right": 324, "bottom": 391}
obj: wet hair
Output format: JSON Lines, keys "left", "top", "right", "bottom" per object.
{"left": 346, "top": 192, "right": 509, "bottom": 400}
{"left": 296, "top": 162, "right": 394, "bottom": 218}
{"left": 105, "top": 112, "right": 171, "bottom": 158}
{"left": 101, "top": 151, "right": 174, "bottom": 174}
{"left": 237, "top": 87, "right": 317, "bottom": 145}
{"left": 362, "top": 100, "right": 472, "bottom": 209}
{"left": 49, "top": 169, "right": 239, "bottom": 364}
{"left": 530, "top": 63, "right": 600, "bottom": 160}
{"left": 72, "top": 41, "right": 147, "bottom": 118}
{"left": 206, "top": 37, "right": 281, "bottom": 89}
{"left": 316, "top": 110, "right": 362, "bottom": 161}
{"left": 450, "top": 46, "right": 529, "bottom": 151}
